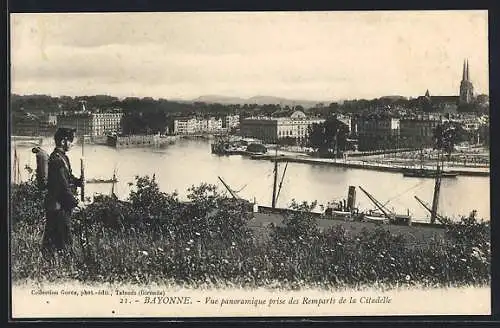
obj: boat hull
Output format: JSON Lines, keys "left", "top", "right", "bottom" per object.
{"left": 362, "top": 215, "right": 390, "bottom": 224}
{"left": 403, "top": 170, "right": 458, "bottom": 178}
{"left": 86, "top": 179, "right": 118, "bottom": 184}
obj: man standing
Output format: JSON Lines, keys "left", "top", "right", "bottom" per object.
{"left": 42, "top": 128, "right": 84, "bottom": 256}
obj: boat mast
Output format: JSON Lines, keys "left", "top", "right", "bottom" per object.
{"left": 358, "top": 186, "right": 393, "bottom": 220}
{"left": 414, "top": 195, "right": 448, "bottom": 225}
{"left": 430, "top": 149, "right": 442, "bottom": 224}
{"left": 271, "top": 147, "right": 279, "bottom": 208}
{"left": 13, "top": 146, "right": 19, "bottom": 184}
{"left": 275, "top": 161, "right": 289, "bottom": 204}
{"left": 218, "top": 176, "right": 239, "bottom": 199}
{"left": 111, "top": 166, "right": 117, "bottom": 196}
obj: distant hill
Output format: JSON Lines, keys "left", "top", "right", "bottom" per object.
{"left": 188, "top": 95, "right": 323, "bottom": 108}
{"left": 378, "top": 95, "right": 408, "bottom": 101}
{"left": 192, "top": 95, "right": 247, "bottom": 104}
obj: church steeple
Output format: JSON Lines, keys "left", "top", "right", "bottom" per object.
{"left": 466, "top": 59, "right": 470, "bottom": 81}
{"left": 462, "top": 60, "right": 467, "bottom": 81}
{"left": 459, "top": 58, "right": 474, "bottom": 105}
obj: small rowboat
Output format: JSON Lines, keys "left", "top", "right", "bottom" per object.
{"left": 86, "top": 178, "right": 118, "bottom": 184}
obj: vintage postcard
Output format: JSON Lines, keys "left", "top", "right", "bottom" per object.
{"left": 9, "top": 11, "right": 490, "bottom": 318}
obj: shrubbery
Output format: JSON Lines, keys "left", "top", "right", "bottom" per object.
{"left": 10, "top": 174, "right": 490, "bottom": 289}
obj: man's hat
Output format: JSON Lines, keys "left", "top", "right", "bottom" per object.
{"left": 54, "top": 127, "right": 77, "bottom": 142}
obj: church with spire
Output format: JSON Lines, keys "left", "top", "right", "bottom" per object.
{"left": 418, "top": 59, "right": 475, "bottom": 112}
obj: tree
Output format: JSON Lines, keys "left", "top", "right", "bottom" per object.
{"left": 294, "top": 105, "right": 304, "bottom": 112}
{"left": 433, "top": 122, "right": 458, "bottom": 155}
{"left": 307, "top": 116, "right": 349, "bottom": 157}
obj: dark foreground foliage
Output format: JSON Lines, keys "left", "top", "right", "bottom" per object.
{"left": 10, "top": 175, "right": 490, "bottom": 289}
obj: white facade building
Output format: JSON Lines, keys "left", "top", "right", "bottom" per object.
{"left": 57, "top": 111, "right": 123, "bottom": 136}
{"left": 225, "top": 115, "right": 240, "bottom": 129}
{"left": 240, "top": 111, "right": 325, "bottom": 143}
{"left": 173, "top": 116, "right": 225, "bottom": 134}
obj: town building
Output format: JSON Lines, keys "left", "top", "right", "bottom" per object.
{"left": 446, "top": 113, "right": 485, "bottom": 131}
{"left": 207, "top": 117, "right": 223, "bottom": 132}
{"left": 336, "top": 114, "right": 352, "bottom": 135}
{"left": 57, "top": 110, "right": 123, "bottom": 136}
{"left": 173, "top": 117, "right": 197, "bottom": 134}
{"left": 92, "top": 112, "right": 124, "bottom": 136}
{"left": 172, "top": 116, "right": 224, "bottom": 134}
{"left": 240, "top": 110, "right": 325, "bottom": 143}
{"left": 353, "top": 115, "right": 400, "bottom": 151}
{"left": 224, "top": 114, "right": 240, "bottom": 129}
{"left": 420, "top": 90, "right": 460, "bottom": 113}
{"left": 399, "top": 114, "right": 443, "bottom": 148}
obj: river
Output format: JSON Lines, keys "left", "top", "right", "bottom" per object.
{"left": 11, "top": 138, "right": 490, "bottom": 222}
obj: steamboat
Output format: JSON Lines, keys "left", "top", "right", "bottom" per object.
{"left": 217, "top": 144, "right": 465, "bottom": 244}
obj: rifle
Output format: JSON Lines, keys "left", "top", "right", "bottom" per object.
{"left": 80, "top": 134, "right": 85, "bottom": 202}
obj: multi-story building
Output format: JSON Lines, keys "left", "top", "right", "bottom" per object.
{"left": 207, "top": 117, "right": 223, "bottom": 132}
{"left": 172, "top": 116, "right": 224, "bottom": 134}
{"left": 354, "top": 115, "right": 400, "bottom": 151}
{"left": 399, "top": 114, "right": 443, "bottom": 148}
{"left": 224, "top": 115, "right": 240, "bottom": 129}
{"left": 173, "top": 117, "right": 197, "bottom": 134}
{"left": 336, "top": 114, "right": 352, "bottom": 135}
{"left": 57, "top": 110, "right": 123, "bottom": 136}
{"left": 355, "top": 116, "right": 400, "bottom": 137}
{"left": 240, "top": 110, "right": 325, "bottom": 143}
{"left": 239, "top": 117, "right": 278, "bottom": 143}
{"left": 446, "top": 113, "right": 484, "bottom": 132}
{"left": 91, "top": 112, "right": 124, "bottom": 136}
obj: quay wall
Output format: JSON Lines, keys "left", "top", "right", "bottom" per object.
{"left": 107, "top": 135, "right": 178, "bottom": 148}
{"left": 250, "top": 154, "right": 489, "bottom": 177}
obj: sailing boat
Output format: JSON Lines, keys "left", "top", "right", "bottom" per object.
{"left": 242, "top": 143, "right": 448, "bottom": 236}
{"left": 414, "top": 147, "right": 452, "bottom": 225}
{"left": 402, "top": 148, "right": 458, "bottom": 178}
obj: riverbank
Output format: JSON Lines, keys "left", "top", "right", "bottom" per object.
{"left": 249, "top": 154, "right": 490, "bottom": 177}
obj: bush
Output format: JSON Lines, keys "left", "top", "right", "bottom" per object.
{"left": 10, "top": 175, "right": 490, "bottom": 289}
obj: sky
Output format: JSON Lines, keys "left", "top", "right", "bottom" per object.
{"left": 10, "top": 11, "right": 489, "bottom": 101}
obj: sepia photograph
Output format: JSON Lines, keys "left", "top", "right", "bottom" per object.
{"left": 9, "top": 10, "right": 490, "bottom": 318}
